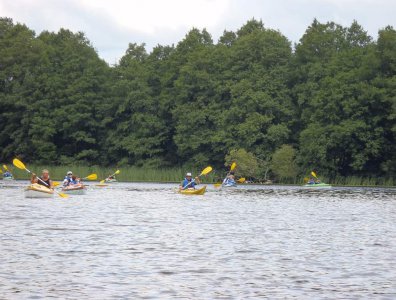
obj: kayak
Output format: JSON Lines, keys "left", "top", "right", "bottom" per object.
{"left": 105, "top": 178, "right": 117, "bottom": 183}
{"left": 62, "top": 184, "right": 87, "bottom": 195}
{"left": 178, "top": 186, "right": 207, "bottom": 195}
{"left": 25, "top": 183, "right": 54, "bottom": 198}
{"left": 303, "top": 183, "right": 332, "bottom": 188}
{"left": 3, "top": 176, "right": 14, "bottom": 180}
{"left": 223, "top": 182, "right": 237, "bottom": 187}
{"left": 95, "top": 183, "right": 108, "bottom": 187}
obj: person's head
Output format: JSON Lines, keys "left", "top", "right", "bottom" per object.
{"left": 42, "top": 169, "right": 49, "bottom": 179}
{"left": 186, "top": 172, "right": 192, "bottom": 180}
{"left": 230, "top": 171, "right": 235, "bottom": 175}
{"left": 67, "top": 171, "right": 73, "bottom": 177}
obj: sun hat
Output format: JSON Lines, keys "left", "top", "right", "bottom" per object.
{"left": 186, "top": 172, "right": 192, "bottom": 177}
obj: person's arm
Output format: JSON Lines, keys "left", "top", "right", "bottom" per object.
{"left": 49, "top": 179, "right": 54, "bottom": 189}
{"left": 195, "top": 177, "right": 201, "bottom": 185}
{"left": 31, "top": 173, "right": 38, "bottom": 184}
{"left": 179, "top": 180, "right": 185, "bottom": 190}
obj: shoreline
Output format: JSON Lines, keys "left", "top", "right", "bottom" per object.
{"left": 2, "top": 179, "right": 395, "bottom": 189}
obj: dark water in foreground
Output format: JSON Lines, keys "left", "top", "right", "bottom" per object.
{"left": 0, "top": 181, "right": 395, "bottom": 299}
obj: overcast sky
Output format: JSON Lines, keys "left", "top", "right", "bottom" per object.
{"left": 1, "top": 0, "right": 395, "bottom": 64}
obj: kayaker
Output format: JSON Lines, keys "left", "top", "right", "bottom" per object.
{"left": 31, "top": 169, "right": 53, "bottom": 189}
{"left": 3, "top": 170, "right": 12, "bottom": 178}
{"left": 308, "top": 177, "right": 315, "bottom": 184}
{"left": 63, "top": 171, "right": 73, "bottom": 186}
{"left": 223, "top": 171, "right": 236, "bottom": 185}
{"left": 69, "top": 175, "right": 80, "bottom": 185}
{"left": 180, "top": 172, "right": 200, "bottom": 190}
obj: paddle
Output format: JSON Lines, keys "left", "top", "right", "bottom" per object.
{"left": 83, "top": 173, "right": 97, "bottom": 180}
{"left": 183, "top": 166, "right": 212, "bottom": 190}
{"left": 311, "top": 171, "right": 318, "bottom": 178}
{"left": 12, "top": 158, "right": 68, "bottom": 198}
{"left": 3, "top": 164, "right": 8, "bottom": 171}
{"left": 236, "top": 177, "right": 246, "bottom": 183}
{"left": 99, "top": 169, "right": 120, "bottom": 184}
{"left": 214, "top": 162, "right": 237, "bottom": 188}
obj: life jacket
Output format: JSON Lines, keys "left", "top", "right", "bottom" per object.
{"left": 38, "top": 177, "right": 51, "bottom": 188}
{"left": 64, "top": 176, "right": 73, "bottom": 186}
{"left": 182, "top": 178, "right": 196, "bottom": 189}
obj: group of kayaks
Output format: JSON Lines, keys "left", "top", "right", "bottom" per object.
{"left": 24, "top": 181, "right": 115, "bottom": 198}
{"left": 4, "top": 160, "right": 332, "bottom": 197}
{"left": 24, "top": 182, "right": 92, "bottom": 198}
{"left": 178, "top": 181, "right": 331, "bottom": 195}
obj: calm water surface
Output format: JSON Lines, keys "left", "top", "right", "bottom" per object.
{"left": 0, "top": 181, "right": 395, "bottom": 299}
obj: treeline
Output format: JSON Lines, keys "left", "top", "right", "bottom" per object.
{"left": 0, "top": 17, "right": 395, "bottom": 180}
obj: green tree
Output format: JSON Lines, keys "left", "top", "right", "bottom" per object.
{"left": 224, "top": 149, "right": 259, "bottom": 178}
{"left": 271, "top": 145, "right": 298, "bottom": 181}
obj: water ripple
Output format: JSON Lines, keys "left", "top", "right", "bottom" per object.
{"left": 0, "top": 182, "right": 395, "bottom": 299}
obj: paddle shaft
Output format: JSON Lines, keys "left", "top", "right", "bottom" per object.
{"left": 183, "top": 178, "right": 199, "bottom": 190}
{"left": 105, "top": 171, "right": 118, "bottom": 181}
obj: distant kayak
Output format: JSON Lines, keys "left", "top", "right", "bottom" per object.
{"left": 62, "top": 184, "right": 86, "bottom": 195}
{"left": 25, "top": 183, "right": 54, "bottom": 198}
{"left": 303, "top": 183, "right": 332, "bottom": 188}
{"left": 223, "top": 182, "right": 237, "bottom": 187}
{"left": 95, "top": 183, "right": 108, "bottom": 187}
{"left": 3, "top": 177, "right": 14, "bottom": 181}
{"left": 105, "top": 178, "right": 117, "bottom": 183}
{"left": 178, "top": 186, "right": 207, "bottom": 195}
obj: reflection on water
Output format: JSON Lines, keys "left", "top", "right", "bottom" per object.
{"left": 0, "top": 181, "right": 395, "bottom": 299}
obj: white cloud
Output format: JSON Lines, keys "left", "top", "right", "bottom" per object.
{"left": 79, "top": 0, "right": 230, "bottom": 34}
{"left": 0, "top": 0, "right": 395, "bottom": 63}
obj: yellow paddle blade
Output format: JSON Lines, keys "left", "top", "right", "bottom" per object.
{"left": 237, "top": 177, "right": 246, "bottom": 183}
{"left": 58, "top": 192, "right": 69, "bottom": 198}
{"left": 200, "top": 166, "right": 213, "bottom": 176}
{"left": 53, "top": 181, "right": 61, "bottom": 187}
{"left": 85, "top": 173, "right": 97, "bottom": 180}
{"left": 3, "top": 164, "right": 8, "bottom": 171}
{"left": 0, "top": 169, "right": 2, "bottom": 173}
{"left": 13, "top": 158, "right": 26, "bottom": 170}
{"left": 311, "top": 171, "right": 317, "bottom": 178}
{"left": 214, "top": 183, "right": 222, "bottom": 188}
{"left": 115, "top": 170, "right": 120, "bottom": 175}
{"left": 230, "top": 162, "right": 237, "bottom": 171}
{"left": 99, "top": 180, "right": 105, "bottom": 184}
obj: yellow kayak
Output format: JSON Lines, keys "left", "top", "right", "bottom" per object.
{"left": 25, "top": 183, "right": 54, "bottom": 198}
{"left": 178, "top": 186, "right": 207, "bottom": 195}
{"left": 95, "top": 183, "right": 108, "bottom": 187}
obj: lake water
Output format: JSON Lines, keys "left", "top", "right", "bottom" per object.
{"left": 0, "top": 181, "right": 395, "bottom": 299}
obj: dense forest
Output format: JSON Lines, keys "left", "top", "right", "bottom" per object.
{"left": 0, "top": 17, "right": 395, "bottom": 181}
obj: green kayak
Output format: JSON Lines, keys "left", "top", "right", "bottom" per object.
{"left": 303, "top": 183, "right": 332, "bottom": 188}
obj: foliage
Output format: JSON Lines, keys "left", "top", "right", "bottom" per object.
{"left": 0, "top": 17, "right": 395, "bottom": 182}
{"left": 270, "top": 145, "right": 298, "bottom": 180}
{"left": 224, "top": 149, "right": 259, "bottom": 178}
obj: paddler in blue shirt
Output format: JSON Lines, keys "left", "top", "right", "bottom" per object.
{"left": 180, "top": 172, "right": 201, "bottom": 190}
{"left": 3, "top": 170, "right": 12, "bottom": 178}
{"left": 63, "top": 171, "right": 73, "bottom": 186}
{"left": 223, "top": 171, "right": 236, "bottom": 185}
